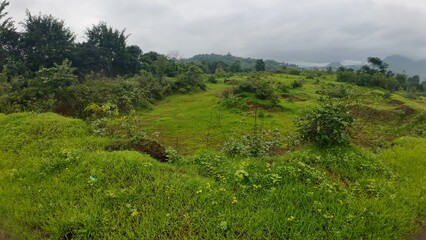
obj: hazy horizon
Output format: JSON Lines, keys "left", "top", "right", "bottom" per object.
{"left": 7, "top": 0, "right": 426, "bottom": 64}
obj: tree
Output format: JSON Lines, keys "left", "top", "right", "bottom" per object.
{"left": 125, "top": 45, "right": 142, "bottom": 75}
{"left": 229, "top": 61, "right": 242, "bottom": 73}
{"left": 255, "top": 59, "right": 265, "bottom": 72}
{"left": 84, "top": 22, "right": 132, "bottom": 77}
{"left": 0, "top": 0, "right": 21, "bottom": 69}
{"left": 367, "top": 56, "right": 389, "bottom": 74}
{"left": 21, "top": 11, "right": 75, "bottom": 72}
{"left": 0, "top": 0, "right": 13, "bottom": 30}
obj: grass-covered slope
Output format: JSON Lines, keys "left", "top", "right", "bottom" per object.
{"left": 0, "top": 112, "right": 425, "bottom": 239}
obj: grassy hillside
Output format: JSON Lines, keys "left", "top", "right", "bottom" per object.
{"left": 0, "top": 73, "right": 425, "bottom": 239}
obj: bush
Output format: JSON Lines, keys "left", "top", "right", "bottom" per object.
{"left": 224, "top": 128, "right": 281, "bottom": 157}
{"left": 291, "top": 79, "right": 303, "bottom": 88}
{"left": 207, "top": 75, "right": 218, "bottom": 84}
{"left": 296, "top": 103, "right": 354, "bottom": 147}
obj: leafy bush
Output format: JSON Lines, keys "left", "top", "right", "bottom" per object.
{"left": 296, "top": 103, "right": 354, "bottom": 147}
{"left": 193, "top": 151, "right": 228, "bottom": 183}
{"left": 173, "top": 65, "right": 206, "bottom": 92}
{"left": 291, "top": 79, "right": 303, "bottom": 88}
{"left": 224, "top": 128, "right": 281, "bottom": 157}
{"left": 207, "top": 75, "right": 218, "bottom": 84}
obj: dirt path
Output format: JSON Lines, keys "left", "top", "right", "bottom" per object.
{"left": 0, "top": 228, "right": 10, "bottom": 240}
{"left": 417, "top": 227, "right": 426, "bottom": 240}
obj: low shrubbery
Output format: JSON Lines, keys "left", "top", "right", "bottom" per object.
{"left": 296, "top": 102, "right": 354, "bottom": 147}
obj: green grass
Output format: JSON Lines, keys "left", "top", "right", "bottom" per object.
{"left": 0, "top": 73, "right": 425, "bottom": 239}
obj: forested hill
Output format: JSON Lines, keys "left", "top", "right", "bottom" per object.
{"left": 181, "top": 53, "right": 294, "bottom": 72}
{"left": 384, "top": 55, "right": 426, "bottom": 81}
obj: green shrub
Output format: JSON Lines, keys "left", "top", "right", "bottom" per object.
{"left": 291, "top": 79, "right": 303, "bottom": 88}
{"left": 207, "top": 75, "right": 218, "bottom": 84}
{"left": 296, "top": 103, "right": 354, "bottom": 147}
{"left": 224, "top": 128, "right": 281, "bottom": 157}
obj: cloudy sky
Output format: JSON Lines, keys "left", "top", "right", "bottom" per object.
{"left": 6, "top": 0, "right": 426, "bottom": 65}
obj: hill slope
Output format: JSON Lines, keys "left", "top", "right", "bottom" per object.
{"left": 181, "top": 53, "right": 290, "bottom": 71}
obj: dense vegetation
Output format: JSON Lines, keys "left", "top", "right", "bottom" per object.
{"left": 0, "top": 1, "right": 425, "bottom": 239}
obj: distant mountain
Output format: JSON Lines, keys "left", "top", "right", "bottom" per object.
{"left": 383, "top": 55, "right": 426, "bottom": 81}
{"left": 181, "top": 53, "right": 291, "bottom": 71}
{"left": 326, "top": 62, "right": 343, "bottom": 69}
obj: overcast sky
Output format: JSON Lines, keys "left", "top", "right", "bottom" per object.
{"left": 6, "top": 0, "right": 426, "bottom": 65}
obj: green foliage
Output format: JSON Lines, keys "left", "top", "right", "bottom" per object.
{"left": 0, "top": 92, "right": 425, "bottom": 240}
{"left": 31, "top": 59, "right": 77, "bottom": 90}
{"left": 224, "top": 128, "right": 281, "bottom": 157}
{"left": 296, "top": 103, "right": 354, "bottom": 147}
{"left": 136, "top": 71, "right": 171, "bottom": 102}
{"left": 291, "top": 79, "right": 303, "bottom": 88}
{"left": 173, "top": 65, "right": 206, "bottom": 93}
{"left": 235, "top": 76, "right": 278, "bottom": 101}
{"left": 207, "top": 75, "right": 218, "bottom": 84}
{"left": 21, "top": 11, "right": 75, "bottom": 71}
{"left": 255, "top": 59, "right": 265, "bottom": 72}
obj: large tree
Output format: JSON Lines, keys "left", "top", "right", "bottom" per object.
{"left": 21, "top": 11, "right": 75, "bottom": 72}
{"left": 0, "top": 0, "right": 21, "bottom": 69}
{"left": 84, "top": 22, "right": 133, "bottom": 77}
{"left": 0, "top": 0, "right": 13, "bottom": 30}
{"left": 255, "top": 59, "right": 265, "bottom": 72}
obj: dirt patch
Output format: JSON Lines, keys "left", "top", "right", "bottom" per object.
{"left": 281, "top": 94, "right": 306, "bottom": 102}
{"left": 388, "top": 99, "right": 404, "bottom": 105}
{"left": 224, "top": 79, "right": 240, "bottom": 85}
{"left": 131, "top": 139, "right": 168, "bottom": 162}
{"left": 417, "top": 227, "right": 426, "bottom": 240}
{"left": 106, "top": 138, "right": 168, "bottom": 162}
{"left": 0, "top": 228, "right": 10, "bottom": 240}
{"left": 247, "top": 102, "right": 281, "bottom": 113}
{"left": 395, "top": 105, "right": 417, "bottom": 116}
{"left": 325, "top": 168, "right": 349, "bottom": 188}
{"left": 351, "top": 106, "right": 397, "bottom": 123}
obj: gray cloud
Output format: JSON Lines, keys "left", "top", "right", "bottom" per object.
{"left": 7, "top": 0, "right": 426, "bottom": 63}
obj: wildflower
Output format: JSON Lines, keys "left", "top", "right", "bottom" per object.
{"left": 287, "top": 216, "right": 295, "bottom": 221}
{"left": 232, "top": 196, "right": 238, "bottom": 204}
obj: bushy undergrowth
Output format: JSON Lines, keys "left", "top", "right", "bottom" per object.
{"left": 0, "top": 107, "right": 425, "bottom": 239}
{"left": 296, "top": 102, "right": 354, "bottom": 147}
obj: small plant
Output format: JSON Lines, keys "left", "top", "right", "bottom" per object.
{"left": 295, "top": 103, "right": 354, "bottom": 147}
{"left": 165, "top": 147, "right": 182, "bottom": 163}
{"left": 224, "top": 128, "right": 281, "bottom": 157}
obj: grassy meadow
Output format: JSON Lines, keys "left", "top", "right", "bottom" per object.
{"left": 0, "top": 73, "right": 425, "bottom": 239}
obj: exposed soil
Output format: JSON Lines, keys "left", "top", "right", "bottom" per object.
{"left": 0, "top": 229, "right": 10, "bottom": 240}
{"left": 131, "top": 139, "right": 168, "bottom": 162}
{"left": 224, "top": 79, "right": 240, "bottom": 85}
{"left": 417, "top": 227, "right": 426, "bottom": 240}
{"left": 388, "top": 99, "right": 404, "bottom": 105}
{"left": 106, "top": 138, "right": 168, "bottom": 162}
{"left": 281, "top": 94, "right": 307, "bottom": 102}
{"left": 350, "top": 106, "right": 398, "bottom": 123}
{"left": 247, "top": 102, "right": 281, "bottom": 112}
{"left": 395, "top": 105, "right": 417, "bottom": 116}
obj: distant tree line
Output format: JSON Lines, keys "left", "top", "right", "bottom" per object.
{"left": 0, "top": 1, "right": 180, "bottom": 79}
{"left": 0, "top": 0, "right": 209, "bottom": 115}
{"left": 336, "top": 57, "right": 426, "bottom": 93}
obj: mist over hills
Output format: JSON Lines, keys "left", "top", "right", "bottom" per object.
{"left": 383, "top": 55, "right": 426, "bottom": 80}
{"left": 183, "top": 53, "right": 425, "bottom": 81}
{"left": 182, "top": 53, "right": 296, "bottom": 71}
